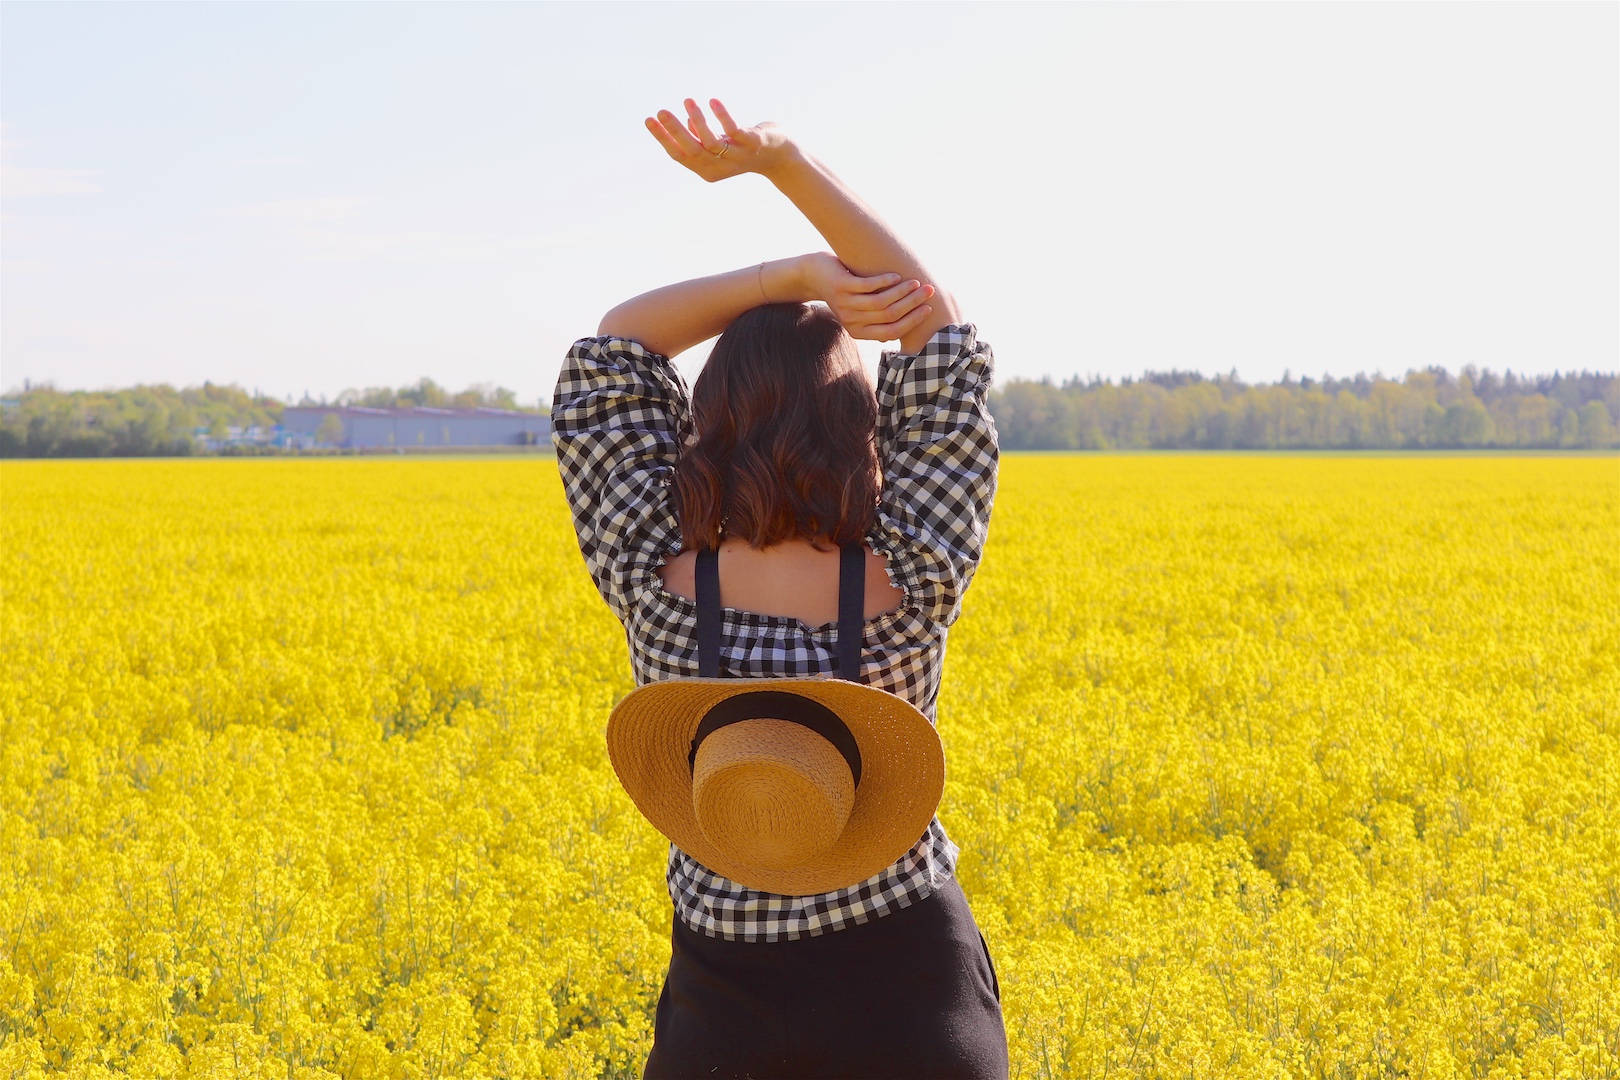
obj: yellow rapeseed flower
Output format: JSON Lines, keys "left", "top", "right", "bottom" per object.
{"left": 0, "top": 455, "right": 1614, "bottom": 1078}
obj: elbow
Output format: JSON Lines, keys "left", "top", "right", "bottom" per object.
{"left": 598, "top": 298, "right": 647, "bottom": 340}
{"left": 596, "top": 310, "right": 664, "bottom": 356}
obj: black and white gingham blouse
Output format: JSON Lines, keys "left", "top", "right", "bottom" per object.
{"left": 552, "top": 324, "right": 998, "bottom": 942}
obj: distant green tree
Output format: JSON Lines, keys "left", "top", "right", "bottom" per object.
{"left": 1578, "top": 401, "right": 1614, "bottom": 448}
{"left": 1438, "top": 400, "right": 1494, "bottom": 446}
{"left": 335, "top": 378, "right": 536, "bottom": 412}
{"left": 315, "top": 414, "right": 345, "bottom": 446}
{"left": 1559, "top": 409, "right": 1582, "bottom": 447}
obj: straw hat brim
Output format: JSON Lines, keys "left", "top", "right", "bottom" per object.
{"left": 607, "top": 676, "right": 945, "bottom": 896}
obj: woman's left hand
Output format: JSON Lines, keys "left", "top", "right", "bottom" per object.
{"left": 800, "top": 252, "right": 936, "bottom": 343}
{"left": 645, "top": 98, "right": 794, "bottom": 183}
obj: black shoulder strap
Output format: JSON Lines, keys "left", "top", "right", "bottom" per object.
{"left": 696, "top": 547, "right": 721, "bottom": 678}
{"left": 692, "top": 543, "right": 864, "bottom": 683}
{"left": 837, "top": 542, "right": 864, "bottom": 683}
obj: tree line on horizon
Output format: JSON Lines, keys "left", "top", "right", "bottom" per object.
{"left": 2, "top": 367, "right": 1616, "bottom": 457}
{"left": 0, "top": 379, "right": 541, "bottom": 458}
{"left": 988, "top": 367, "right": 1618, "bottom": 451}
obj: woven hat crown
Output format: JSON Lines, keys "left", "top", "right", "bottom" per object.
{"left": 692, "top": 716, "right": 856, "bottom": 871}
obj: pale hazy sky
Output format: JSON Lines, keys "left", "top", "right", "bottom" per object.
{"left": 2, "top": 1, "right": 1615, "bottom": 405}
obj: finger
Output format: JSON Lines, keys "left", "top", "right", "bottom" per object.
{"left": 881, "top": 283, "right": 934, "bottom": 322}
{"left": 657, "top": 109, "right": 706, "bottom": 156}
{"left": 647, "top": 114, "right": 690, "bottom": 157}
{"left": 684, "top": 99, "right": 723, "bottom": 149}
{"left": 839, "top": 271, "right": 905, "bottom": 298}
{"left": 841, "top": 282, "right": 915, "bottom": 315}
{"left": 844, "top": 279, "right": 928, "bottom": 312}
{"left": 645, "top": 117, "right": 689, "bottom": 161}
{"left": 710, "top": 98, "right": 742, "bottom": 138}
{"left": 870, "top": 304, "right": 932, "bottom": 341}
{"left": 842, "top": 285, "right": 927, "bottom": 328}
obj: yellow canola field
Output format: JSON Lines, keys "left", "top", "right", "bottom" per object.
{"left": 1, "top": 455, "right": 1616, "bottom": 1079}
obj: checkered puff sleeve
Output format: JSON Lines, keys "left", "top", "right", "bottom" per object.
{"left": 552, "top": 336, "right": 689, "bottom": 621}
{"left": 870, "top": 324, "right": 999, "bottom": 628}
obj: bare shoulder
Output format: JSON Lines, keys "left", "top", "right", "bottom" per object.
{"left": 658, "top": 549, "right": 697, "bottom": 600}
{"left": 656, "top": 542, "right": 902, "bottom": 622}
{"left": 865, "top": 546, "right": 905, "bottom": 617}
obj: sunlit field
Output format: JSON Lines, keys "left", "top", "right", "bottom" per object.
{"left": 2, "top": 455, "right": 1615, "bottom": 1079}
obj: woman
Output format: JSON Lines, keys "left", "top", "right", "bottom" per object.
{"left": 552, "top": 98, "right": 1005, "bottom": 1079}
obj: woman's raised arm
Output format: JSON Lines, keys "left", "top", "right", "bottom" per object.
{"left": 597, "top": 254, "right": 934, "bottom": 360}
{"left": 646, "top": 99, "right": 964, "bottom": 356}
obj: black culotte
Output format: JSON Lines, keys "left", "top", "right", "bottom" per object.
{"left": 643, "top": 878, "right": 1008, "bottom": 1079}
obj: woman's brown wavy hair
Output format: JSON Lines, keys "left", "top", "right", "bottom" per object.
{"left": 674, "top": 303, "right": 879, "bottom": 551}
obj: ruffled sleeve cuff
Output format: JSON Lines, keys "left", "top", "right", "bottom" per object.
{"left": 868, "top": 325, "right": 999, "bottom": 628}
{"left": 551, "top": 336, "right": 690, "bottom": 621}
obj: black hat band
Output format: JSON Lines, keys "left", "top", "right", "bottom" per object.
{"left": 687, "top": 690, "right": 863, "bottom": 788}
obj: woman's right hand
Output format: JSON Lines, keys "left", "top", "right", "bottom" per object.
{"left": 799, "top": 253, "right": 936, "bottom": 343}
{"left": 645, "top": 98, "right": 796, "bottom": 183}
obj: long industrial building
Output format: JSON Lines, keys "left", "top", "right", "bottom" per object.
{"left": 280, "top": 406, "right": 551, "bottom": 450}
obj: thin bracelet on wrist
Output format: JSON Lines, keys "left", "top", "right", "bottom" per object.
{"left": 756, "top": 262, "right": 768, "bottom": 305}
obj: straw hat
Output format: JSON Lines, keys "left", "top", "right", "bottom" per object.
{"left": 607, "top": 676, "right": 945, "bottom": 896}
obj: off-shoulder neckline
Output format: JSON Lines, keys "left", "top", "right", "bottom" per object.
{"left": 638, "top": 533, "right": 918, "bottom": 638}
{"left": 646, "top": 579, "right": 914, "bottom": 638}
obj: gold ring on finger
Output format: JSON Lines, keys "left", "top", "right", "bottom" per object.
{"left": 713, "top": 141, "right": 730, "bottom": 158}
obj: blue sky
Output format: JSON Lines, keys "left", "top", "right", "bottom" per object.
{"left": 2, "top": 1, "right": 1615, "bottom": 405}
